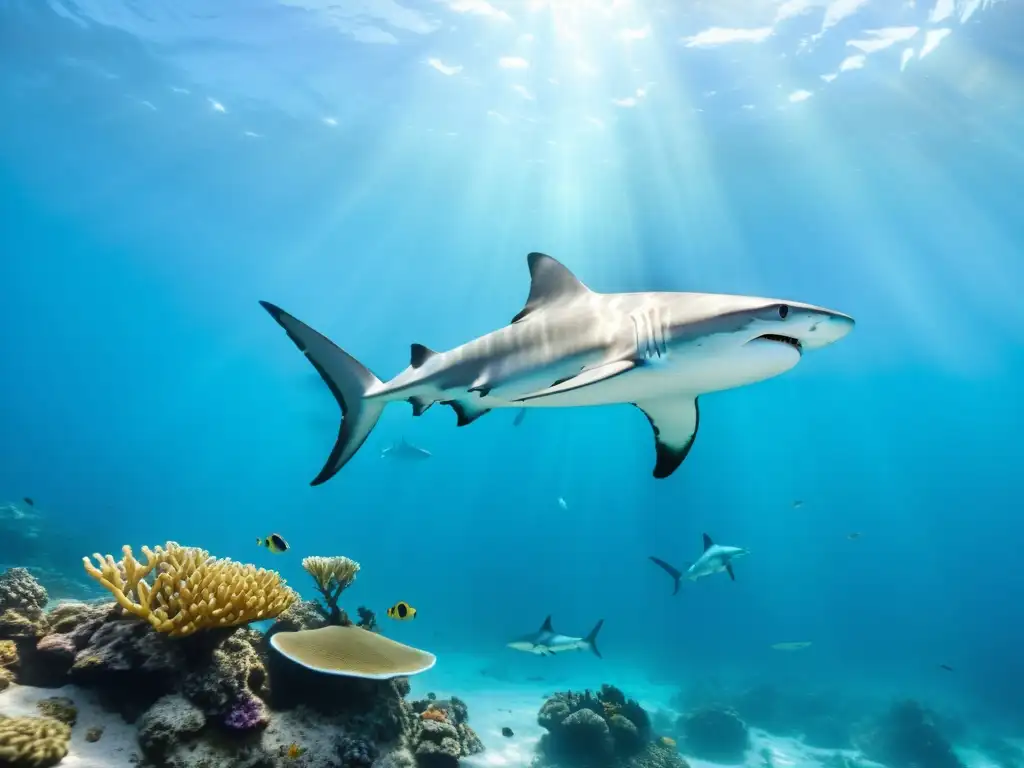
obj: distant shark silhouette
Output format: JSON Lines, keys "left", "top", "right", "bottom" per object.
{"left": 260, "top": 252, "right": 853, "bottom": 486}
{"left": 649, "top": 533, "right": 749, "bottom": 594}
{"left": 380, "top": 438, "right": 432, "bottom": 461}
{"left": 507, "top": 615, "right": 604, "bottom": 658}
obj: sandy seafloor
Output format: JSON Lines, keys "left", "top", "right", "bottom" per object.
{"left": 0, "top": 650, "right": 1015, "bottom": 768}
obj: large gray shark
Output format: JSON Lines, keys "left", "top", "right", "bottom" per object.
{"left": 260, "top": 252, "right": 854, "bottom": 485}
{"left": 380, "top": 438, "right": 432, "bottom": 461}
{"left": 649, "top": 533, "right": 750, "bottom": 594}
{"left": 507, "top": 616, "right": 604, "bottom": 658}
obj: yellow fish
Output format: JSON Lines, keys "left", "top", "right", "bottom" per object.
{"left": 387, "top": 601, "right": 417, "bottom": 621}
{"left": 285, "top": 742, "right": 305, "bottom": 759}
{"left": 257, "top": 533, "right": 289, "bottom": 553}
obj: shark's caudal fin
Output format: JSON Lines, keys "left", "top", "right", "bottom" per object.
{"left": 648, "top": 556, "right": 683, "bottom": 595}
{"left": 585, "top": 619, "right": 604, "bottom": 659}
{"left": 260, "top": 301, "right": 386, "bottom": 486}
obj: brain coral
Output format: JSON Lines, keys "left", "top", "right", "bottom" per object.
{"left": 0, "top": 715, "right": 71, "bottom": 768}
{"left": 83, "top": 541, "right": 297, "bottom": 637}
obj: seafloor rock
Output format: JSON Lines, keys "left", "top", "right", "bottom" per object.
{"left": 536, "top": 685, "right": 689, "bottom": 768}
{"left": 801, "top": 714, "right": 852, "bottom": 749}
{"left": 181, "top": 629, "right": 269, "bottom": 723}
{"left": 853, "top": 700, "right": 965, "bottom": 768}
{"left": 137, "top": 694, "right": 207, "bottom": 757}
{"left": 0, "top": 567, "right": 48, "bottom": 619}
{"left": 408, "top": 696, "right": 484, "bottom": 768}
{"left": 676, "top": 705, "right": 750, "bottom": 764}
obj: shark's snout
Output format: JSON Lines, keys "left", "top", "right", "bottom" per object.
{"left": 748, "top": 304, "right": 854, "bottom": 353}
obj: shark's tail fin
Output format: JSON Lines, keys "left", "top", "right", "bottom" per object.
{"left": 260, "top": 301, "right": 385, "bottom": 486}
{"left": 585, "top": 619, "right": 604, "bottom": 659}
{"left": 649, "top": 556, "right": 683, "bottom": 596}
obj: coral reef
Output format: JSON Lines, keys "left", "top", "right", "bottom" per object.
{"left": 408, "top": 696, "right": 484, "bottom": 768}
{"left": 0, "top": 567, "right": 49, "bottom": 620}
{"left": 357, "top": 606, "right": 380, "bottom": 633}
{"left": 536, "top": 685, "right": 688, "bottom": 768}
{"left": 35, "top": 696, "right": 77, "bottom": 726}
{"left": 301, "top": 555, "right": 360, "bottom": 625}
{"left": 853, "top": 699, "right": 965, "bottom": 768}
{"left": 676, "top": 705, "right": 750, "bottom": 764}
{"left": 83, "top": 542, "right": 297, "bottom": 637}
{"left": 0, "top": 557, "right": 476, "bottom": 768}
{"left": 0, "top": 715, "right": 71, "bottom": 768}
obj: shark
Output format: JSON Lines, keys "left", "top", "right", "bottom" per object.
{"left": 259, "top": 252, "right": 854, "bottom": 485}
{"left": 380, "top": 438, "right": 432, "bottom": 461}
{"left": 649, "top": 533, "right": 750, "bottom": 594}
{"left": 506, "top": 616, "right": 604, "bottom": 658}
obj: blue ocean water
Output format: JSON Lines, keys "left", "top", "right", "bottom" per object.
{"left": 2, "top": 0, "right": 1023, "bottom": 758}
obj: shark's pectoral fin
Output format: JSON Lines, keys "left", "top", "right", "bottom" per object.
{"left": 511, "top": 252, "right": 592, "bottom": 324}
{"left": 634, "top": 396, "right": 701, "bottom": 479}
{"left": 725, "top": 562, "right": 736, "bottom": 581}
{"left": 514, "top": 360, "right": 636, "bottom": 402}
{"left": 444, "top": 399, "right": 491, "bottom": 426}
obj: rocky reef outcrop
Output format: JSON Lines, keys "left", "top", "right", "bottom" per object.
{"left": 853, "top": 699, "right": 965, "bottom": 768}
{"left": 536, "top": 684, "right": 689, "bottom": 768}
{"left": 676, "top": 705, "right": 749, "bottom": 764}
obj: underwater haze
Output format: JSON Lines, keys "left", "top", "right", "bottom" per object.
{"left": 2, "top": 0, "right": 1024, "bottom": 766}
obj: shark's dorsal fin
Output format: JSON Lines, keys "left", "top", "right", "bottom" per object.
{"left": 540, "top": 615, "right": 554, "bottom": 633}
{"left": 410, "top": 343, "right": 437, "bottom": 369}
{"left": 634, "top": 397, "right": 701, "bottom": 479}
{"left": 702, "top": 532, "right": 714, "bottom": 551}
{"left": 512, "top": 253, "right": 591, "bottom": 324}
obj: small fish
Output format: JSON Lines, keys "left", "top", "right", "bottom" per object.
{"left": 387, "top": 601, "right": 417, "bottom": 620}
{"left": 501, "top": 727, "right": 514, "bottom": 738}
{"left": 285, "top": 742, "right": 306, "bottom": 759}
{"left": 257, "top": 533, "right": 289, "bottom": 553}
{"left": 939, "top": 664, "right": 954, "bottom": 672}
{"left": 557, "top": 497, "right": 568, "bottom": 511}
{"left": 513, "top": 409, "right": 527, "bottom": 427}
{"left": 22, "top": 497, "right": 34, "bottom": 507}
{"left": 771, "top": 641, "right": 813, "bottom": 651}
{"left": 847, "top": 532, "right": 861, "bottom": 540}
{"left": 792, "top": 500, "right": 804, "bottom": 508}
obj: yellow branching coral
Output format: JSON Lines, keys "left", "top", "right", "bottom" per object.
{"left": 0, "top": 715, "right": 71, "bottom": 768}
{"left": 301, "top": 555, "right": 360, "bottom": 625}
{"left": 82, "top": 541, "right": 297, "bottom": 637}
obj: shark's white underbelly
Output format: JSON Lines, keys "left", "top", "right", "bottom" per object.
{"left": 479, "top": 339, "right": 801, "bottom": 409}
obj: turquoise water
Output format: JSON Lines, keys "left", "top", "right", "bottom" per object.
{"left": 2, "top": 0, "right": 1024, "bottom": 756}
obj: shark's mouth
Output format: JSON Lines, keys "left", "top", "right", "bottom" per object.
{"left": 756, "top": 334, "right": 803, "bottom": 352}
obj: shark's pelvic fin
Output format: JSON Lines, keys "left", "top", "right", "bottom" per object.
{"left": 702, "top": 533, "right": 714, "bottom": 551}
{"left": 512, "top": 252, "right": 592, "bottom": 324}
{"left": 514, "top": 360, "right": 635, "bottom": 402}
{"left": 445, "top": 399, "right": 491, "bottom": 426}
{"left": 410, "top": 343, "right": 437, "bottom": 369}
{"left": 648, "top": 556, "right": 683, "bottom": 596}
{"left": 409, "top": 396, "right": 433, "bottom": 416}
{"left": 725, "top": 562, "right": 736, "bottom": 581}
{"left": 259, "top": 301, "right": 385, "bottom": 486}
{"left": 634, "top": 397, "right": 701, "bottom": 479}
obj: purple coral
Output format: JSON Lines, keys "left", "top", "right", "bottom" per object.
{"left": 223, "top": 693, "right": 268, "bottom": 731}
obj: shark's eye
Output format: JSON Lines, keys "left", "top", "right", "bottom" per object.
{"left": 778, "top": 304, "right": 789, "bottom": 319}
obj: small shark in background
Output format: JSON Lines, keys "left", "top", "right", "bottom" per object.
{"left": 507, "top": 615, "right": 604, "bottom": 658}
{"left": 649, "top": 533, "right": 750, "bottom": 594}
{"left": 380, "top": 438, "right": 432, "bottom": 461}
{"left": 513, "top": 408, "right": 527, "bottom": 427}
{"left": 259, "top": 252, "right": 854, "bottom": 486}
